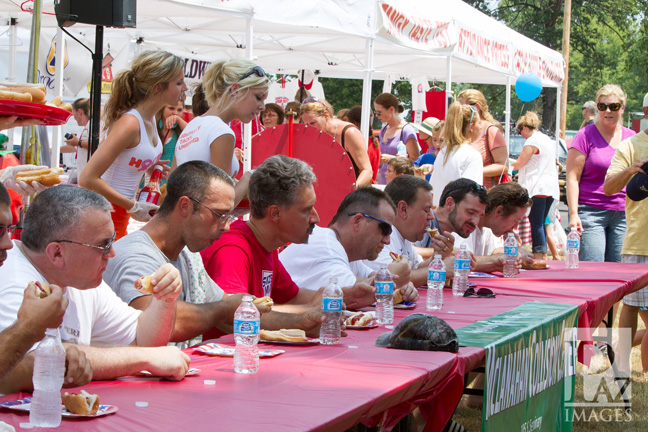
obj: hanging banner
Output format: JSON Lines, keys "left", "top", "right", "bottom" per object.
{"left": 455, "top": 302, "right": 579, "bottom": 432}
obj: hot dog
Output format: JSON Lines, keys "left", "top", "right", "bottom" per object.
{"left": 0, "top": 82, "right": 46, "bottom": 103}
{"left": 62, "top": 390, "right": 100, "bottom": 415}
{"left": 259, "top": 329, "right": 307, "bottom": 342}
{"left": 389, "top": 252, "right": 402, "bottom": 263}
{"left": 14, "top": 167, "right": 63, "bottom": 187}
{"left": 253, "top": 296, "right": 274, "bottom": 307}
{"left": 345, "top": 312, "right": 375, "bottom": 327}
{"left": 134, "top": 275, "right": 154, "bottom": 294}
{"left": 426, "top": 227, "right": 439, "bottom": 237}
{"left": 393, "top": 288, "right": 403, "bottom": 305}
{"left": 29, "top": 281, "right": 51, "bottom": 298}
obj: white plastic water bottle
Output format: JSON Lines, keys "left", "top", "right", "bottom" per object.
{"left": 320, "top": 277, "right": 343, "bottom": 344}
{"left": 503, "top": 232, "right": 519, "bottom": 277}
{"left": 396, "top": 141, "right": 407, "bottom": 157}
{"left": 30, "top": 328, "right": 65, "bottom": 427}
{"left": 233, "top": 295, "right": 260, "bottom": 374}
{"left": 566, "top": 227, "right": 580, "bottom": 269}
{"left": 452, "top": 244, "right": 471, "bottom": 296}
{"left": 375, "top": 265, "right": 394, "bottom": 325}
{"left": 427, "top": 254, "right": 445, "bottom": 310}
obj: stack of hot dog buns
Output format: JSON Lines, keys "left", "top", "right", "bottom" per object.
{"left": 0, "top": 82, "right": 73, "bottom": 111}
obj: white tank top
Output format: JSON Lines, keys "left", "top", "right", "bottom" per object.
{"left": 101, "top": 109, "right": 162, "bottom": 199}
{"left": 175, "top": 115, "right": 238, "bottom": 176}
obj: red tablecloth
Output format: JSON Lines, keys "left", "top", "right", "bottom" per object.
{"left": 1, "top": 261, "right": 647, "bottom": 431}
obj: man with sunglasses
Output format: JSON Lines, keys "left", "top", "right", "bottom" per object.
{"left": 104, "top": 161, "right": 267, "bottom": 348}
{"left": 0, "top": 186, "right": 191, "bottom": 393}
{"left": 279, "top": 187, "right": 419, "bottom": 302}
{"left": 453, "top": 182, "right": 535, "bottom": 272}
{"left": 0, "top": 183, "right": 92, "bottom": 394}
{"left": 580, "top": 100, "right": 596, "bottom": 130}
{"left": 202, "top": 156, "right": 378, "bottom": 337}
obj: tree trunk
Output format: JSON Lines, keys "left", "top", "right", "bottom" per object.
{"left": 542, "top": 89, "right": 557, "bottom": 133}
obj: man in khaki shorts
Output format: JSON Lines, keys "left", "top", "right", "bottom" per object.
{"left": 604, "top": 91, "right": 648, "bottom": 375}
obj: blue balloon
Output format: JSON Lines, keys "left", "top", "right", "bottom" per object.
{"left": 515, "top": 73, "right": 542, "bottom": 102}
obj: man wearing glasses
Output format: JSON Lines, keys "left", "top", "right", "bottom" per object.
{"left": 279, "top": 187, "right": 419, "bottom": 302}
{"left": 0, "top": 186, "right": 191, "bottom": 393}
{"left": 580, "top": 100, "right": 597, "bottom": 130}
{"left": 105, "top": 161, "right": 269, "bottom": 348}
{"left": 202, "top": 156, "right": 381, "bottom": 337}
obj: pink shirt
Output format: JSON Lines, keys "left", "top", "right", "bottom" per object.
{"left": 200, "top": 220, "right": 299, "bottom": 304}
{"left": 571, "top": 123, "right": 635, "bottom": 211}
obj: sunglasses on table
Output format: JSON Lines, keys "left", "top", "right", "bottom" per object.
{"left": 347, "top": 212, "right": 392, "bottom": 236}
{"left": 0, "top": 224, "right": 17, "bottom": 237}
{"left": 597, "top": 102, "right": 622, "bottom": 112}
{"left": 238, "top": 66, "right": 266, "bottom": 82}
{"left": 463, "top": 287, "right": 496, "bottom": 298}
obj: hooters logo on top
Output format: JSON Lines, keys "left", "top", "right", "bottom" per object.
{"left": 379, "top": 2, "right": 451, "bottom": 48}
{"left": 128, "top": 153, "right": 162, "bottom": 173}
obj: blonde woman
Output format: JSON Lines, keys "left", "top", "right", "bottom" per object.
{"left": 512, "top": 112, "right": 559, "bottom": 258}
{"left": 300, "top": 96, "right": 373, "bottom": 187}
{"left": 80, "top": 51, "right": 186, "bottom": 239}
{"left": 174, "top": 59, "right": 270, "bottom": 204}
{"left": 374, "top": 93, "right": 420, "bottom": 184}
{"left": 458, "top": 89, "right": 509, "bottom": 188}
{"left": 567, "top": 84, "right": 635, "bottom": 262}
{"left": 429, "top": 103, "right": 483, "bottom": 207}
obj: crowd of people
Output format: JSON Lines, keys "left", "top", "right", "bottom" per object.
{"left": 1, "top": 49, "right": 648, "bottom": 427}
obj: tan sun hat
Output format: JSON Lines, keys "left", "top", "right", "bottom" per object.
{"left": 410, "top": 117, "right": 440, "bottom": 136}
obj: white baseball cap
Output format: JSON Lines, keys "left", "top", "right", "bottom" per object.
{"left": 643, "top": 92, "right": 648, "bottom": 107}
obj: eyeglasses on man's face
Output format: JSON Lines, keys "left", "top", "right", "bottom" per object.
{"left": 0, "top": 224, "right": 17, "bottom": 238}
{"left": 189, "top": 197, "right": 235, "bottom": 226}
{"left": 55, "top": 232, "right": 116, "bottom": 256}
{"left": 347, "top": 212, "right": 392, "bottom": 236}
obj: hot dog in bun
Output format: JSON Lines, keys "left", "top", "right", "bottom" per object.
{"left": 62, "top": 390, "right": 100, "bottom": 415}
{"left": 134, "top": 276, "right": 154, "bottom": 295}
{"left": 0, "top": 82, "right": 46, "bottom": 104}
{"left": 29, "top": 281, "right": 51, "bottom": 298}
{"left": 345, "top": 312, "right": 375, "bottom": 327}
{"left": 389, "top": 252, "right": 402, "bottom": 263}
{"left": 15, "top": 167, "right": 63, "bottom": 187}
{"left": 393, "top": 288, "right": 403, "bottom": 305}
{"left": 253, "top": 296, "right": 274, "bottom": 307}
{"left": 259, "top": 329, "right": 307, "bottom": 342}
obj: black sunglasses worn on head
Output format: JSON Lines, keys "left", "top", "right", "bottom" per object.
{"left": 238, "top": 66, "right": 266, "bottom": 82}
{"left": 347, "top": 212, "right": 392, "bottom": 236}
{"left": 463, "top": 287, "right": 496, "bottom": 298}
{"left": 597, "top": 102, "right": 622, "bottom": 112}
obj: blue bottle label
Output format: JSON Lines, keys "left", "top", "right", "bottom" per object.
{"left": 567, "top": 239, "right": 580, "bottom": 250}
{"left": 428, "top": 270, "right": 446, "bottom": 283}
{"left": 504, "top": 246, "right": 518, "bottom": 256}
{"left": 454, "top": 259, "right": 470, "bottom": 270}
{"left": 375, "top": 281, "right": 394, "bottom": 295}
{"left": 322, "top": 297, "right": 343, "bottom": 312}
{"left": 234, "top": 319, "right": 260, "bottom": 335}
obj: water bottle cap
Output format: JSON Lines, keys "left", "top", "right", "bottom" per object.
{"left": 328, "top": 277, "right": 338, "bottom": 284}
{"left": 459, "top": 244, "right": 467, "bottom": 250}
{"left": 433, "top": 254, "right": 442, "bottom": 259}
{"left": 242, "top": 294, "right": 254, "bottom": 302}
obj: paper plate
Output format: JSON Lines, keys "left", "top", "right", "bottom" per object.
{"left": 522, "top": 264, "right": 550, "bottom": 270}
{"left": 0, "top": 397, "right": 118, "bottom": 418}
{"left": 394, "top": 302, "right": 417, "bottom": 309}
{"left": 469, "top": 272, "right": 499, "bottom": 278}
{"left": 135, "top": 367, "right": 200, "bottom": 377}
{"left": 0, "top": 100, "right": 72, "bottom": 126}
{"left": 259, "top": 338, "right": 320, "bottom": 346}
{"left": 194, "top": 343, "right": 285, "bottom": 357}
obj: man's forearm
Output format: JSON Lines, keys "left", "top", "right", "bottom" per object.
{"left": 0, "top": 321, "right": 43, "bottom": 383}
{"left": 260, "top": 311, "right": 304, "bottom": 330}
{"left": 474, "top": 255, "right": 503, "bottom": 273}
{"left": 136, "top": 300, "right": 176, "bottom": 346}
{"left": 0, "top": 351, "right": 35, "bottom": 394}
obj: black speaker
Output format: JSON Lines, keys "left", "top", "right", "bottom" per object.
{"left": 54, "top": 0, "right": 136, "bottom": 28}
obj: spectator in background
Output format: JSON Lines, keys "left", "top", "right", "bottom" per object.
{"left": 458, "top": 89, "right": 509, "bottom": 189}
{"left": 579, "top": 100, "right": 597, "bottom": 130}
{"left": 512, "top": 111, "right": 559, "bottom": 259}
{"left": 567, "top": 84, "right": 634, "bottom": 263}
{"left": 412, "top": 118, "right": 443, "bottom": 180}
{"left": 156, "top": 100, "right": 187, "bottom": 183}
{"left": 61, "top": 98, "right": 90, "bottom": 183}
{"left": 336, "top": 108, "right": 349, "bottom": 121}
{"left": 346, "top": 105, "right": 380, "bottom": 184}
{"left": 385, "top": 157, "right": 415, "bottom": 184}
{"left": 374, "top": 93, "right": 420, "bottom": 184}
{"left": 191, "top": 83, "right": 209, "bottom": 117}
{"left": 429, "top": 103, "right": 483, "bottom": 207}
{"left": 80, "top": 51, "right": 187, "bottom": 239}
{"left": 261, "top": 103, "right": 285, "bottom": 129}
{"left": 301, "top": 97, "right": 373, "bottom": 187}
{"left": 284, "top": 101, "right": 301, "bottom": 124}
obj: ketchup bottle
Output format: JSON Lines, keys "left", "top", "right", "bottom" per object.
{"left": 137, "top": 165, "right": 163, "bottom": 205}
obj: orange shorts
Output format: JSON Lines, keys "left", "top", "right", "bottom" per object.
{"left": 111, "top": 204, "right": 130, "bottom": 240}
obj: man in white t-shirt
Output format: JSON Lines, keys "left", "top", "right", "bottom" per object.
{"left": 0, "top": 186, "right": 191, "bottom": 393}
{"left": 280, "top": 187, "right": 419, "bottom": 302}
{"left": 453, "top": 182, "right": 534, "bottom": 272}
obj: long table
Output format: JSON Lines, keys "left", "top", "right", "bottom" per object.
{"left": 1, "top": 261, "right": 647, "bottom": 431}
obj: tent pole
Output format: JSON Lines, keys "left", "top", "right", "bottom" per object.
{"left": 505, "top": 76, "right": 511, "bottom": 152}
{"left": 8, "top": 18, "right": 17, "bottom": 82}
{"left": 243, "top": 16, "right": 253, "bottom": 173}
{"left": 51, "top": 27, "right": 65, "bottom": 169}
{"left": 555, "top": 86, "right": 561, "bottom": 145}
{"left": 445, "top": 55, "right": 452, "bottom": 117}
{"left": 360, "top": 37, "right": 374, "bottom": 150}
{"left": 21, "top": 0, "right": 42, "bottom": 164}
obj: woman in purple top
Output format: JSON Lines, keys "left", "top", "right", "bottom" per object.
{"left": 566, "top": 84, "right": 636, "bottom": 262}
{"left": 374, "top": 93, "right": 420, "bottom": 184}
